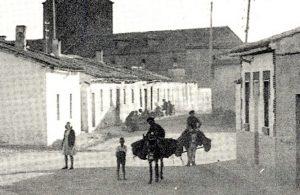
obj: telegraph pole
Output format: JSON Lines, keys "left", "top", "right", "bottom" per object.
{"left": 209, "top": 1, "right": 214, "bottom": 78}
{"left": 245, "top": 0, "right": 251, "bottom": 43}
{"left": 52, "top": 0, "right": 57, "bottom": 40}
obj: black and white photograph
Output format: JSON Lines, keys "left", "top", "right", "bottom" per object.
{"left": 0, "top": 0, "right": 299, "bottom": 194}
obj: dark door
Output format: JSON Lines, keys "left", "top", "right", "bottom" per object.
{"left": 296, "top": 94, "right": 300, "bottom": 185}
{"left": 116, "top": 89, "right": 120, "bottom": 124}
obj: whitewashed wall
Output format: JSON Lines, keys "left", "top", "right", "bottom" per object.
{"left": 87, "top": 81, "right": 212, "bottom": 132}
{"left": 46, "top": 71, "right": 81, "bottom": 145}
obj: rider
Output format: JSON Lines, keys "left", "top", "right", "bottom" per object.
{"left": 186, "top": 110, "right": 202, "bottom": 166}
{"left": 145, "top": 117, "right": 165, "bottom": 139}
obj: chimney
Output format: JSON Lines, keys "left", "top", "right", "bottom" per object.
{"left": 95, "top": 50, "right": 104, "bottom": 63}
{"left": 15, "top": 25, "right": 27, "bottom": 50}
{"left": 52, "top": 39, "right": 61, "bottom": 57}
{"left": 0, "top": 36, "right": 7, "bottom": 41}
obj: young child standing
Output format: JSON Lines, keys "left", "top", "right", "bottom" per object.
{"left": 116, "top": 137, "right": 127, "bottom": 180}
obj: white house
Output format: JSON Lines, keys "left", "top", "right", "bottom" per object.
{"left": 0, "top": 26, "right": 212, "bottom": 146}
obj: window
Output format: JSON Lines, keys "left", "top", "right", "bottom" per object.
{"left": 100, "top": 89, "right": 103, "bottom": 112}
{"left": 167, "top": 89, "right": 170, "bottom": 100}
{"left": 150, "top": 87, "right": 153, "bottom": 110}
{"left": 92, "top": 93, "right": 95, "bottom": 127}
{"left": 69, "top": 94, "right": 72, "bottom": 119}
{"left": 131, "top": 89, "right": 134, "bottom": 103}
{"left": 157, "top": 88, "right": 160, "bottom": 102}
{"left": 245, "top": 72, "right": 250, "bottom": 125}
{"left": 263, "top": 71, "right": 271, "bottom": 127}
{"left": 123, "top": 89, "right": 126, "bottom": 104}
{"left": 110, "top": 89, "right": 113, "bottom": 106}
{"left": 56, "top": 94, "right": 60, "bottom": 120}
{"left": 185, "top": 85, "right": 188, "bottom": 100}
{"left": 164, "top": 89, "right": 166, "bottom": 99}
{"left": 139, "top": 89, "right": 143, "bottom": 108}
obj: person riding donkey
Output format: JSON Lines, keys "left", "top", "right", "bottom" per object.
{"left": 145, "top": 117, "right": 165, "bottom": 150}
{"left": 186, "top": 110, "right": 202, "bottom": 166}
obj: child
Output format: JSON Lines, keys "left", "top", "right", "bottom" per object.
{"left": 116, "top": 137, "right": 127, "bottom": 180}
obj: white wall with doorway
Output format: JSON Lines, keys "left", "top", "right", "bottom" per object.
{"left": 46, "top": 71, "right": 81, "bottom": 145}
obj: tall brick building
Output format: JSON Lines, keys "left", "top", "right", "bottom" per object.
{"left": 43, "top": 0, "right": 113, "bottom": 54}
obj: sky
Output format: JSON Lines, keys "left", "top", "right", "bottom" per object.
{"left": 0, "top": 0, "right": 299, "bottom": 42}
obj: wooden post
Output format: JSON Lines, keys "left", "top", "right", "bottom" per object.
{"left": 245, "top": 0, "right": 251, "bottom": 43}
{"left": 52, "top": 0, "right": 57, "bottom": 40}
{"left": 209, "top": 1, "right": 214, "bottom": 78}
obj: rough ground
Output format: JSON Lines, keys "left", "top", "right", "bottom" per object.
{"left": 1, "top": 115, "right": 297, "bottom": 194}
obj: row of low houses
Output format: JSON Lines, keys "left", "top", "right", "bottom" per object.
{"left": 231, "top": 27, "right": 300, "bottom": 186}
{"left": 0, "top": 26, "right": 211, "bottom": 146}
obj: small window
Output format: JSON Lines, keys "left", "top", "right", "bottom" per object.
{"left": 56, "top": 94, "right": 60, "bottom": 120}
{"left": 123, "top": 89, "right": 126, "bottom": 104}
{"left": 110, "top": 89, "right": 113, "bottom": 106}
{"left": 69, "top": 94, "right": 72, "bottom": 119}
{"left": 92, "top": 93, "right": 95, "bottom": 127}
{"left": 141, "top": 59, "right": 146, "bottom": 64}
{"left": 157, "top": 88, "right": 160, "bottom": 102}
{"left": 167, "top": 89, "right": 170, "bottom": 100}
{"left": 140, "top": 89, "right": 143, "bottom": 108}
{"left": 263, "top": 71, "right": 271, "bottom": 127}
{"left": 100, "top": 89, "right": 103, "bottom": 111}
{"left": 245, "top": 72, "right": 250, "bottom": 126}
{"left": 131, "top": 89, "right": 135, "bottom": 103}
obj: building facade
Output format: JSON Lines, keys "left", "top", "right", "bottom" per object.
{"left": 232, "top": 27, "right": 300, "bottom": 186}
{"left": 39, "top": 1, "right": 242, "bottom": 113}
{"left": 0, "top": 27, "right": 211, "bottom": 146}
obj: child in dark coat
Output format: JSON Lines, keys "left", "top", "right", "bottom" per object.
{"left": 116, "top": 137, "right": 127, "bottom": 180}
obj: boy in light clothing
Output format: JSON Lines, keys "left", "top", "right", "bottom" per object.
{"left": 116, "top": 137, "right": 127, "bottom": 180}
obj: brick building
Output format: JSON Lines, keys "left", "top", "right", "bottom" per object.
{"left": 68, "top": 27, "right": 242, "bottom": 112}
{"left": 43, "top": 0, "right": 113, "bottom": 54}
{"left": 231, "top": 27, "right": 300, "bottom": 186}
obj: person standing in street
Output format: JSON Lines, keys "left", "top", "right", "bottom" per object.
{"left": 116, "top": 137, "right": 127, "bottom": 180}
{"left": 62, "top": 122, "right": 76, "bottom": 170}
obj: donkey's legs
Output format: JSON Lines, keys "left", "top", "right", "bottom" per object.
{"left": 160, "top": 158, "right": 164, "bottom": 180}
{"left": 155, "top": 160, "right": 159, "bottom": 182}
{"left": 148, "top": 161, "right": 153, "bottom": 184}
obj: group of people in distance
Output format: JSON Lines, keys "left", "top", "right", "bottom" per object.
{"left": 116, "top": 110, "right": 205, "bottom": 180}
{"left": 161, "top": 99, "right": 175, "bottom": 116}
{"left": 125, "top": 99, "right": 175, "bottom": 132}
{"left": 125, "top": 109, "right": 150, "bottom": 132}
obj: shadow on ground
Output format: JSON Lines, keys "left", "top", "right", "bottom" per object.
{"left": 3, "top": 162, "right": 267, "bottom": 195}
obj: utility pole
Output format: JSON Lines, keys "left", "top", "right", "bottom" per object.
{"left": 52, "top": 0, "right": 57, "bottom": 40}
{"left": 209, "top": 1, "right": 214, "bottom": 78}
{"left": 245, "top": 0, "right": 251, "bottom": 43}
